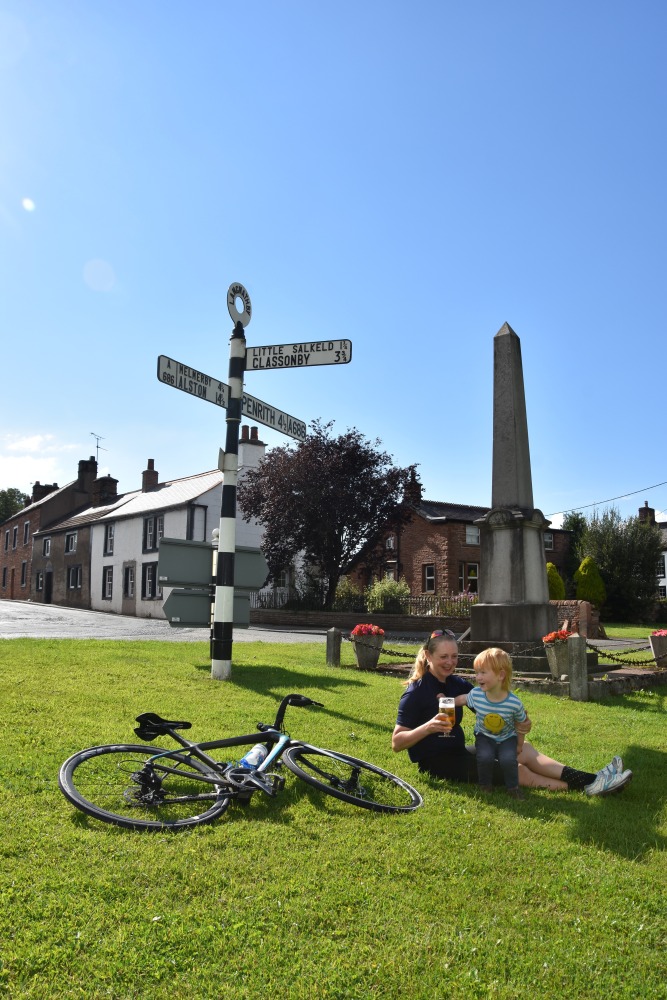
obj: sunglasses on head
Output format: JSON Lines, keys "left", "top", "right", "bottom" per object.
{"left": 430, "top": 629, "right": 456, "bottom": 640}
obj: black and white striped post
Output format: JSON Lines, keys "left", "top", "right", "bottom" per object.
{"left": 210, "top": 282, "right": 252, "bottom": 680}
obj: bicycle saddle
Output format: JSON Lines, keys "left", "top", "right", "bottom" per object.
{"left": 134, "top": 712, "right": 192, "bottom": 741}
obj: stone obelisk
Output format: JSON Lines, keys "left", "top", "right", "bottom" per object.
{"left": 470, "top": 323, "right": 557, "bottom": 643}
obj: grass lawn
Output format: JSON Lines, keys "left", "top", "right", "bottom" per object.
{"left": 1, "top": 639, "right": 666, "bottom": 999}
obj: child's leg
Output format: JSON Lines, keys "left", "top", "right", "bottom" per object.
{"left": 497, "top": 736, "right": 519, "bottom": 789}
{"left": 474, "top": 733, "right": 496, "bottom": 788}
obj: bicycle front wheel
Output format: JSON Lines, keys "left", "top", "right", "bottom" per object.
{"left": 282, "top": 746, "right": 422, "bottom": 813}
{"left": 59, "top": 744, "right": 231, "bottom": 831}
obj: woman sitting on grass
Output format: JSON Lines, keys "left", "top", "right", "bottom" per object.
{"left": 391, "top": 630, "right": 633, "bottom": 796}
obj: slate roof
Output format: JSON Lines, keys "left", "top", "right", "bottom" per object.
{"left": 416, "top": 500, "right": 491, "bottom": 522}
{"left": 34, "top": 470, "right": 223, "bottom": 535}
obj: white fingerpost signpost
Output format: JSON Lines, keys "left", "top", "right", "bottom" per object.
{"left": 156, "top": 282, "right": 352, "bottom": 679}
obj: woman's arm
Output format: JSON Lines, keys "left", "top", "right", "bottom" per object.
{"left": 392, "top": 714, "right": 451, "bottom": 752}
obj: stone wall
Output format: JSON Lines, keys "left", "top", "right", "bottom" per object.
{"left": 248, "top": 608, "right": 469, "bottom": 635}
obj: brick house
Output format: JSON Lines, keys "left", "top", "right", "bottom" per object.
{"left": 638, "top": 500, "right": 667, "bottom": 600}
{"left": 347, "top": 477, "right": 571, "bottom": 598}
{"left": 1, "top": 457, "right": 103, "bottom": 603}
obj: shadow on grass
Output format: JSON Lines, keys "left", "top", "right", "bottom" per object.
{"left": 421, "top": 745, "right": 666, "bottom": 861}
{"left": 191, "top": 660, "right": 392, "bottom": 736}
{"left": 65, "top": 765, "right": 357, "bottom": 836}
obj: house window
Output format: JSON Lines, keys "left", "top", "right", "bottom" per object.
{"left": 23, "top": 521, "right": 30, "bottom": 545}
{"left": 659, "top": 586, "right": 666, "bottom": 599}
{"left": 459, "top": 562, "right": 479, "bottom": 593}
{"left": 43, "top": 537, "right": 51, "bottom": 557}
{"left": 21, "top": 561, "right": 27, "bottom": 586}
{"left": 465, "top": 525, "right": 480, "bottom": 545}
{"left": 385, "top": 568, "right": 396, "bottom": 580}
{"left": 142, "top": 562, "right": 161, "bottom": 599}
{"left": 544, "top": 531, "right": 554, "bottom": 550}
{"left": 36, "top": 572, "right": 44, "bottom": 592}
{"left": 275, "top": 568, "right": 290, "bottom": 589}
{"left": 2, "top": 567, "right": 6, "bottom": 587}
{"left": 423, "top": 563, "right": 435, "bottom": 593}
{"left": 4, "top": 529, "right": 8, "bottom": 551}
{"left": 124, "top": 566, "right": 135, "bottom": 598}
{"left": 67, "top": 565, "right": 82, "bottom": 589}
{"left": 12, "top": 526, "right": 18, "bottom": 549}
{"left": 103, "top": 566, "right": 113, "bottom": 600}
{"left": 104, "top": 523, "right": 115, "bottom": 556}
{"left": 657, "top": 555, "right": 666, "bottom": 579}
{"left": 143, "top": 514, "right": 164, "bottom": 553}
{"left": 385, "top": 535, "right": 396, "bottom": 550}
{"left": 65, "top": 532, "right": 77, "bottom": 554}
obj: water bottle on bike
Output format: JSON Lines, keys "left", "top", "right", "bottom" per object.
{"left": 239, "top": 743, "right": 268, "bottom": 769}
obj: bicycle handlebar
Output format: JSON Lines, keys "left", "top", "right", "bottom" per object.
{"left": 273, "top": 692, "right": 324, "bottom": 731}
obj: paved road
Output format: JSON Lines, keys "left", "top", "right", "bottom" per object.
{"left": 0, "top": 600, "right": 645, "bottom": 650}
{"left": 0, "top": 599, "right": 326, "bottom": 643}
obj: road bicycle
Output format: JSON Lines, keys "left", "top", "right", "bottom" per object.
{"left": 58, "top": 693, "right": 423, "bottom": 831}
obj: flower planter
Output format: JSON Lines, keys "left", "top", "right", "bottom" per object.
{"left": 352, "top": 634, "right": 384, "bottom": 670}
{"left": 649, "top": 634, "right": 667, "bottom": 668}
{"left": 544, "top": 641, "right": 569, "bottom": 680}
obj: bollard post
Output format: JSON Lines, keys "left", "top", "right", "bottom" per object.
{"left": 568, "top": 634, "right": 588, "bottom": 701}
{"left": 326, "top": 627, "right": 342, "bottom": 667}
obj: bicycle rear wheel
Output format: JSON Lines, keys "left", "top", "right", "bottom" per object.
{"left": 282, "top": 746, "right": 422, "bottom": 813}
{"left": 59, "top": 744, "right": 231, "bottom": 831}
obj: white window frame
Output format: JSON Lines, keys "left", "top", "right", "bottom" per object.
{"left": 21, "top": 561, "right": 27, "bottom": 586}
{"left": 103, "top": 566, "right": 113, "bottom": 600}
{"left": 23, "top": 521, "right": 30, "bottom": 545}
{"left": 104, "top": 523, "right": 115, "bottom": 556}
{"left": 124, "top": 566, "right": 135, "bottom": 598}
{"left": 12, "top": 526, "right": 18, "bottom": 549}
{"left": 43, "top": 537, "right": 51, "bottom": 557}
{"left": 465, "top": 525, "right": 480, "bottom": 546}
{"left": 67, "top": 565, "right": 82, "bottom": 589}
{"left": 65, "top": 532, "right": 78, "bottom": 554}
{"left": 423, "top": 563, "right": 435, "bottom": 593}
{"left": 544, "top": 531, "right": 554, "bottom": 551}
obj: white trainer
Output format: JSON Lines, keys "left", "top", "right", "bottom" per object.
{"left": 584, "top": 768, "right": 633, "bottom": 797}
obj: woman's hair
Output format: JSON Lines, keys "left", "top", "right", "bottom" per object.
{"left": 473, "top": 647, "right": 513, "bottom": 691}
{"left": 404, "top": 630, "right": 458, "bottom": 686}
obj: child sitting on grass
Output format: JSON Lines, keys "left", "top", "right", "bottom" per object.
{"left": 452, "top": 647, "right": 528, "bottom": 800}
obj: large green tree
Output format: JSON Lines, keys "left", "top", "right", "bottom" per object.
{"left": 577, "top": 507, "right": 663, "bottom": 620}
{"left": 237, "top": 420, "right": 416, "bottom": 609}
{"left": 0, "top": 488, "right": 29, "bottom": 523}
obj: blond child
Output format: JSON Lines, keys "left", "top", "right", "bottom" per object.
{"left": 453, "top": 647, "right": 528, "bottom": 799}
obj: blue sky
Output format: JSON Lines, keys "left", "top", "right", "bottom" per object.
{"left": 2, "top": 1, "right": 666, "bottom": 527}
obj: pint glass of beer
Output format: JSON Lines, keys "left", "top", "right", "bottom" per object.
{"left": 438, "top": 696, "right": 456, "bottom": 738}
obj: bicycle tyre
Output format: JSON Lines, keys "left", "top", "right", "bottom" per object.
{"left": 59, "top": 744, "right": 232, "bottom": 831}
{"left": 282, "top": 746, "right": 422, "bottom": 813}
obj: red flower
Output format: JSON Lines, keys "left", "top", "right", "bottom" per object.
{"left": 542, "top": 629, "right": 571, "bottom": 645}
{"left": 351, "top": 623, "right": 385, "bottom": 637}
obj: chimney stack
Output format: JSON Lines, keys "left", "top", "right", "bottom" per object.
{"left": 404, "top": 469, "right": 423, "bottom": 507}
{"left": 31, "top": 481, "right": 58, "bottom": 504}
{"left": 142, "top": 459, "right": 159, "bottom": 492}
{"left": 638, "top": 500, "right": 656, "bottom": 525}
{"left": 93, "top": 476, "right": 119, "bottom": 507}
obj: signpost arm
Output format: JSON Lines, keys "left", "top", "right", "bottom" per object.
{"left": 211, "top": 319, "right": 246, "bottom": 680}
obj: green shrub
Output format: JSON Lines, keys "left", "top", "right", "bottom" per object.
{"left": 546, "top": 562, "right": 566, "bottom": 600}
{"left": 574, "top": 555, "right": 606, "bottom": 609}
{"left": 366, "top": 576, "right": 410, "bottom": 613}
{"left": 333, "top": 577, "right": 365, "bottom": 611}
